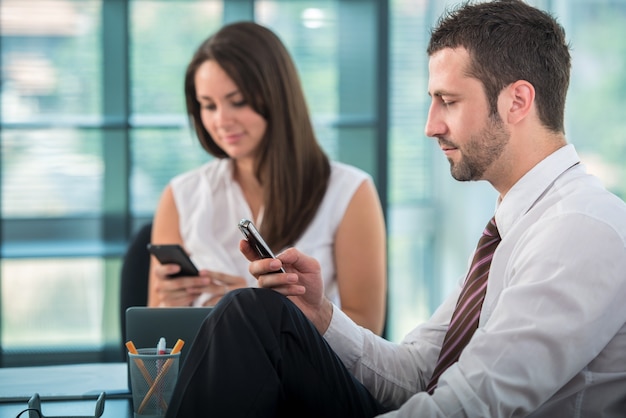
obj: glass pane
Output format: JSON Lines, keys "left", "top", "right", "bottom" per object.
{"left": 129, "top": 0, "right": 224, "bottom": 218}
{"left": 386, "top": 0, "right": 442, "bottom": 341}
{"left": 388, "top": 0, "right": 432, "bottom": 206}
{"left": 131, "top": 128, "right": 211, "bottom": 216}
{"left": 256, "top": 0, "right": 339, "bottom": 117}
{"left": 1, "top": 258, "right": 105, "bottom": 349}
{"left": 387, "top": 229, "right": 433, "bottom": 339}
{"left": 130, "top": 0, "right": 224, "bottom": 118}
{"left": 1, "top": 129, "right": 103, "bottom": 218}
{"left": 0, "top": 0, "right": 102, "bottom": 122}
{"left": 311, "top": 124, "right": 338, "bottom": 160}
{"left": 563, "top": 0, "right": 626, "bottom": 201}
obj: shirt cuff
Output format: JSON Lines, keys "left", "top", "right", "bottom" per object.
{"left": 323, "top": 303, "right": 365, "bottom": 369}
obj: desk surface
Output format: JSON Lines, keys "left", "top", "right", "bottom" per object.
{"left": 0, "top": 363, "right": 132, "bottom": 417}
{"left": 0, "top": 398, "right": 132, "bottom": 418}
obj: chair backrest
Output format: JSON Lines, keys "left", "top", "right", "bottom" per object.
{"left": 119, "top": 222, "right": 152, "bottom": 350}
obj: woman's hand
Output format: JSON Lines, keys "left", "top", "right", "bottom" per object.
{"left": 200, "top": 270, "right": 248, "bottom": 306}
{"left": 151, "top": 262, "right": 209, "bottom": 306}
{"left": 152, "top": 263, "right": 247, "bottom": 307}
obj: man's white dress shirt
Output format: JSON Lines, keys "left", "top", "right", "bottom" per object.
{"left": 325, "top": 144, "right": 626, "bottom": 417}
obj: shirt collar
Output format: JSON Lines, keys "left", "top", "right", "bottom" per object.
{"left": 494, "top": 144, "right": 580, "bottom": 238}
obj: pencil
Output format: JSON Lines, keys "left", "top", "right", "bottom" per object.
{"left": 126, "top": 340, "right": 153, "bottom": 384}
{"left": 171, "top": 339, "right": 185, "bottom": 354}
{"left": 125, "top": 340, "right": 139, "bottom": 355}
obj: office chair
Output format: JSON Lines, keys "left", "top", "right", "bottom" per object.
{"left": 119, "top": 222, "right": 153, "bottom": 346}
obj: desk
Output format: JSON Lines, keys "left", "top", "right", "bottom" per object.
{"left": 0, "top": 399, "right": 132, "bottom": 417}
{"left": 0, "top": 363, "right": 132, "bottom": 417}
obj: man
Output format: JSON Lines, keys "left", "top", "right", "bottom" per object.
{"left": 166, "top": 1, "right": 626, "bottom": 416}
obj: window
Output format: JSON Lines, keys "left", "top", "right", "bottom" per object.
{"left": 1, "top": 0, "right": 625, "bottom": 366}
{"left": 0, "top": 0, "right": 385, "bottom": 366}
{"left": 386, "top": 0, "right": 626, "bottom": 341}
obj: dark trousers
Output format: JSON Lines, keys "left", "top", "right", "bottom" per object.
{"left": 165, "top": 288, "right": 388, "bottom": 418}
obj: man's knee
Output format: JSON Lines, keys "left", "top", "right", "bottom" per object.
{"left": 217, "top": 287, "right": 295, "bottom": 325}
{"left": 225, "top": 287, "right": 286, "bottom": 307}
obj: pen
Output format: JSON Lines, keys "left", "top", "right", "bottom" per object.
{"left": 156, "top": 337, "right": 166, "bottom": 413}
{"left": 157, "top": 337, "right": 166, "bottom": 356}
{"left": 156, "top": 336, "right": 167, "bottom": 378}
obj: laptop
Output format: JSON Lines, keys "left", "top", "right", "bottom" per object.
{"left": 124, "top": 306, "right": 213, "bottom": 369}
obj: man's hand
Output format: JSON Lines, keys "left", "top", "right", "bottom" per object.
{"left": 240, "top": 240, "right": 333, "bottom": 334}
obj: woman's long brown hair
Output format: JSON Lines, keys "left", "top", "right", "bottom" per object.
{"left": 184, "top": 21, "right": 330, "bottom": 252}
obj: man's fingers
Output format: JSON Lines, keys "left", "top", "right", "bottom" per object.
{"left": 239, "top": 239, "right": 259, "bottom": 261}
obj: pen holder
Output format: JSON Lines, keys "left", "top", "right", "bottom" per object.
{"left": 128, "top": 348, "right": 180, "bottom": 418}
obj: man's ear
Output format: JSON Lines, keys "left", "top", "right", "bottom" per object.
{"left": 505, "top": 80, "right": 535, "bottom": 125}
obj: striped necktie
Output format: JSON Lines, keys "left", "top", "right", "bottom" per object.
{"left": 426, "top": 216, "right": 501, "bottom": 393}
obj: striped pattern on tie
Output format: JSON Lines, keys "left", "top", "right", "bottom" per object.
{"left": 426, "top": 216, "right": 501, "bottom": 394}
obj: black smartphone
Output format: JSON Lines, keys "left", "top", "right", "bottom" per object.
{"left": 146, "top": 243, "right": 200, "bottom": 278}
{"left": 238, "top": 218, "right": 285, "bottom": 273}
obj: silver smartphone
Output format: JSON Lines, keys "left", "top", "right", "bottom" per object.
{"left": 238, "top": 218, "right": 285, "bottom": 273}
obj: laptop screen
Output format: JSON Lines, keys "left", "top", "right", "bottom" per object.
{"left": 124, "top": 306, "right": 213, "bottom": 368}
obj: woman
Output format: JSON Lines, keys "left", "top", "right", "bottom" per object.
{"left": 148, "top": 21, "right": 387, "bottom": 334}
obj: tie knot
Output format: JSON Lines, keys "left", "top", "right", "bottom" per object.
{"left": 484, "top": 216, "right": 500, "bottom": 239}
